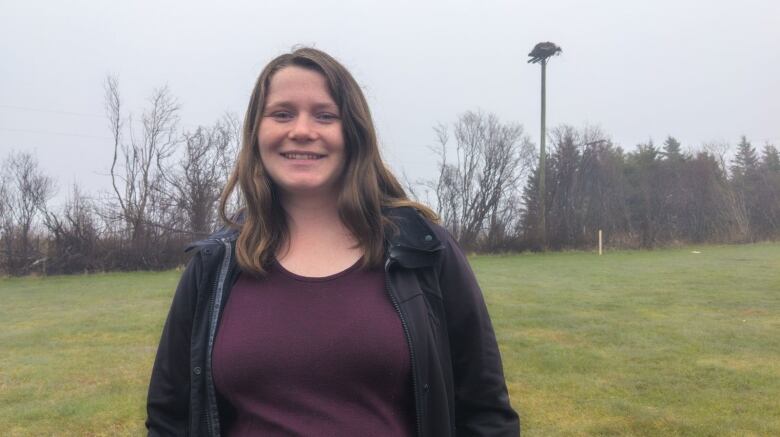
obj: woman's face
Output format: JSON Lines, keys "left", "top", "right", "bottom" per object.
{"left": 258, "top": 66, "right": 346, "bottom": 200}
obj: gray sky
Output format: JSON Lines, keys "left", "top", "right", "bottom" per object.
{"left": 2, "top": 0, "right": 779, "bottom": 206}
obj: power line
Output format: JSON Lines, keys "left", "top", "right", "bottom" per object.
{"left": 0, "top": 127, "right": 110, "bottom": 140}
{"left": 0, "top": 104, "right": 104, "bottom": 118}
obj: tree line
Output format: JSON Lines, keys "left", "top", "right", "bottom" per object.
{"left": 1, "top": 78, "right": 240, "bottom": 275}
{"left": 426, "top": 113, "right": 780, "bottom": 252}
{"left": 1, "top": 88, "right": 779, "bottom": 275}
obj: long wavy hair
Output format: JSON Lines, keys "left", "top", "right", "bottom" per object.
{"left": 218, "top": 47, "right": 437, "bottom": 276}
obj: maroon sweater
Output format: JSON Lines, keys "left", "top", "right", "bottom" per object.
{"left": 212, "top": 259, "right": 414, "bottom": 436}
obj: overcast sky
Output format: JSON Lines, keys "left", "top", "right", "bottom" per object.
{"left": 2, "top": 0, "right": 779, "bottom": 206}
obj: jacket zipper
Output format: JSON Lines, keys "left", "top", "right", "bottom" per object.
{"left": 204, "top": 237, "right": 233, "bottom": 437}
{"left": 385, "top": 258, "right": 423, "bottom": 437}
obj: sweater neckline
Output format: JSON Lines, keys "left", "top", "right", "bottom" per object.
{"left": 272, "top": 257, "right": 363, "bottom": 283}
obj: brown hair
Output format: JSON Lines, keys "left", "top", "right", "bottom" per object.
{"left": 218, "top": 47, "right": 437, "bottom": 275}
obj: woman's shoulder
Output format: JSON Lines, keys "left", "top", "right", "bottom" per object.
{"left": 385, "top": 204, "right": 451, "bottom": 235}
{"left": 382, "top": 206, "right": 461, "bottom": 266}
{"left": 385, "top": 205, "right": 443, "bottom": 240}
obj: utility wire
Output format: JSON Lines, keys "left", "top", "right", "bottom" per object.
{"left": 0, "top": 104, "right": 104, "bottom": 118}
{"left": 0, "top": 127, "right": 110, "bottom": 140}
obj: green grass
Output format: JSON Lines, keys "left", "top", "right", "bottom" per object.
{"left": 1, "top": 243, "right": 779, "bottom": 436}
{"left": 474, "top": 243, "right": 780, "bottom": 436}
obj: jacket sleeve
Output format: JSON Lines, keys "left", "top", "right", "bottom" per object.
{"left": 436, "top": 229, "right": 520, "bottom": 436}
{"left": 146, "top": 253, "right": 202, "bottom": 436}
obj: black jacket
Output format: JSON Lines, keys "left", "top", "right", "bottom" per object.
{"left": 146, "top": 207, "right": 520, "bottom": 436}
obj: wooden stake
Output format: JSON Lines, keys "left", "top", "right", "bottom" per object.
{"left": 598, "top": 230, "right": 603, "bottom": 255}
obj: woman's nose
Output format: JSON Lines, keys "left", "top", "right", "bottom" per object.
{"left": 288, "top": 114, "right": 317, "bottom": 141}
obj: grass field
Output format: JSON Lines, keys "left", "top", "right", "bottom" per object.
{"left": 1, "top": 243, "right": 779, "bottom": 436}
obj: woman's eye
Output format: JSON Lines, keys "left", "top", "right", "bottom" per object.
{"left": 317, "top": 113, "right": 339, "bottom": 122}
{"left": 270, "top": 111, "right": 293, "bottom": 121}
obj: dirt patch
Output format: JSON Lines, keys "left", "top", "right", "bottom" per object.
{"left": 739, "top": 308, "right": 770, "bottom": 316}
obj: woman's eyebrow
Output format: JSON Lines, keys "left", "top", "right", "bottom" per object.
{"left": 311, "top": 102, "right": 339, "bottom": 111}
{"left": 265, "top": 100, "right": 338, "bottom": 111}
{"left": 263, "top": 101, "right": 294, "bottom": 110}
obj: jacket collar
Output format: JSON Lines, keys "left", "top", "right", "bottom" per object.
{"left": 184, "top": 225, "right": 239, "bottom": 253}
{"left": 185, "top": 206, "right": 443, "bottom": 268}
{"left": 383, "top": 206, "right": 443, "bottom": 269}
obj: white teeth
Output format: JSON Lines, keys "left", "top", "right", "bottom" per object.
{"left": 282, "top": 153, "right": 323, "bottom": 160}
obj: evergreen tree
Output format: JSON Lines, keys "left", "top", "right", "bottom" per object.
{"left": 579, "top": 141, "right": 631, "bottom": 244}
{"left": 520, "top": 168, "right": 541, "bottom": 242}
{"left": 761, "top": 144, "right": 780, "bottom": 172}
{"left": 625, "top": 140, "right": 665, "bottom": 246}
{"left": 547, "top": 126, "right": 582, "bottom": 248}
{"left": 729, "top": 136, "right": 768, "bottom": 241}
{"left": 755, "top": 143, "right": 780, "bottom": 239}
{"left": 730, "top": 135, "right": 759, "bottom": 179}
{"left": 635, "top": 140, "right": 659, "bottom": 163}
{"left": 680, "top": 152, "right": 734, "bottom": 242}
{"left": 520, "top": 158, "right": 553, "bottom": 250}
{"left": 659, "top": 136, "right": 688, "bottom": 238}
{"left": 662, "top": 136, "right": 684, "bottom": 161}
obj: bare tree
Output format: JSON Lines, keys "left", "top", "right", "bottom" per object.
{"left": 42, "top": 184, "right": 100, "bottom": 273}
{"left": 428, "top": 111, "right": 534, "bottom": 250}
{"left": 703, "top": 140, "right": 732, "bottom": 176}
{"left": 159, "top": 114, "right": 239, "bottom": 236}
{"left": 0, "top": 167, "right": 12, "bottom": 268}
{"left": 427, "top": 123, "right": 459, "bottom": 227}
{"left": 1, "top": 151, "right": 55, "bottom": 273}
{"left": 0, "top": 168, "right": 9, "bottom": 227}
{"left": 105, "top": 76, "right": 180, "bottom": 247}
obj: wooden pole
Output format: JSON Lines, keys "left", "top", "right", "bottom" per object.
{"left": 598, "top": 229, "right": 603, "bottom": 255}
{"left": 539, "top": 58, "right": 547, "bottom": 250}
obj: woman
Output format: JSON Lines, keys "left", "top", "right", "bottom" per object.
{"left": 146, "top": 47, "right": 519, "bottom": 436}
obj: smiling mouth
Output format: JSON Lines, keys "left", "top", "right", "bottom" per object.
{"left": 281, "top": 152, "right": 325, "bottom": 160}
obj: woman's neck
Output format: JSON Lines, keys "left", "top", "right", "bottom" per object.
{"left": 280, "top": 190, "right": 342, "bottom": 232}
{"left": 275, "top": 190, "right": 363, "bottom": 274}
